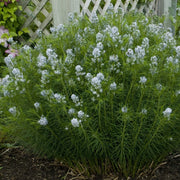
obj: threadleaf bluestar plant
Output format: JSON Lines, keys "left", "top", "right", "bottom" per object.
{"left": 0, "top": 8, "right": 180, "bottom": 178}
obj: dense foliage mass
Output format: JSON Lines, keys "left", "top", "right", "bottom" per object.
{"left": 0, "top": 0, "right": 21, "bottom": 33}
{"left": 0, "top": 0, "right": 25, "bottom": 77}
{"left": 0, "top": 8, "right": 180, "bottom": 177}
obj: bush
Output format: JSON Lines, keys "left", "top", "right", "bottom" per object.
{"left": 176, "top": 1, "right": 180, "bottom": 38}
{"left": 0, "top": 10, "right": 180, "bottom": 177}
{"left": 0, "top": 0, "right": 25, "bottom": 77}
{"left": 0, "top": 0, "right": 22, "bottom": 34}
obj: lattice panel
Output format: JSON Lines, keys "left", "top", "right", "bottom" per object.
{"left": 19, "top": 0, "right": 53, "bottom": 42}
{"left": 80, "top": 0, "right": 158, "bottom": 18}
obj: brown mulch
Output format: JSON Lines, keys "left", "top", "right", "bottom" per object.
{"left": 0, "top": 147, "right": 179, "bottom": 180}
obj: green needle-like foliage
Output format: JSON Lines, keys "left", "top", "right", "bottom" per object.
{"left": 0, "top": 9, "right": 180, "bottom": 178}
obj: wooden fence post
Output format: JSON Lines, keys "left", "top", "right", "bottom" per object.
{"left": 51, "top": 0, "right": 80, "bottom": 26}
{"left": 158, "top": 0, "right": 177, "bottom": 33}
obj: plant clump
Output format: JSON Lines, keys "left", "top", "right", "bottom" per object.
{"left": 0, "top": 8, "right": 180, "bottom": 178}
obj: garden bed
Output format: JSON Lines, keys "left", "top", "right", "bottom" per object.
{"left": 0, "top": 147, "right": 179, "bottom": 180}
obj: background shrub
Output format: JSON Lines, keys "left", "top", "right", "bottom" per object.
{"left": 0, "top": 0, "right": 25, "bottom": 78}
{"left": 0, "top": 9, "right": 180, "bottom": 177}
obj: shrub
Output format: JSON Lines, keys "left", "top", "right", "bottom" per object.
{"left": 0, "top": 9, "right": 180, "bottom": 177}
{"left": 0, "top": 0, "right": 22, "bottom": 34}
{"left": 0, "top": 0, "right": 24, "bottom": 77}
{"left": 176, "top": 1, "right": 180, "bottom": 38}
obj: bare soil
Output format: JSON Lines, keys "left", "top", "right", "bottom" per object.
{"left": 0, "top": 147, "right": 179, "bottom": 180}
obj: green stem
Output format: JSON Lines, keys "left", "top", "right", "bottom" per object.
{"left": 125, "top": 73, "right": 137, "bottom": 105}
{"left": 137, "top": 88, "right": 144, "bottom": 113}
{"left": 111, "top": 95, "right": 114, "bottom": 123}
{"left": 46, "top": 126, "right": 58, "bottom": 139}
{"left": 104, "top": 101, "right": 107, "bottom": 127}
{"left": 120, "top": 114, "right": 127, "bottom": 174}
{"left": 132, "top": 94, "right": 162, "bottom": 176}
{"left": 132, "top": 120, "right": 162, "bottom": 176}
{"left": 60, "top": 72, "right": 69, "bottom": 100}
{"left": 98, "top": 100, "right": 101, "bottom": 132}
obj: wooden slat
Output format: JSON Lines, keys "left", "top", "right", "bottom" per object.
{"left": 22, "top": 0, "right": 49, "bottom": 28}
{"left": 81, "top": 0, "right": 92, "bottom": 15}
{"left": 31, "top": 12, "right": 53, "bottom": 40}
{"left": 19, "top": 0, "right": 31, "bottom": 11}
{"left": 101, "top": 0, "right": 111, "bottom": 15}
{"left": 114, "top": 0, "right": 123, "bottom": 13}
{"left": 91, "top": 0, "right": 101, "bottom": 14}
{"left": 130, "top": 0, "right": 139, "bottom": 11}
{"left": 32, "top": 0, "right": 51, "bottom": 18}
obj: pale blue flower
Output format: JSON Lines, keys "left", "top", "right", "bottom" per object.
{"left": 175, "top": 90, "right": 180, "bottom": 96}
{"left": 41, "top": 90, "right": 51, "bottom": 97}
{"left": 142, "top": 37, "right": 149, "bottom": 48}
{"left": 57, "top": 24, "right": 64, "bottom": 32}
{"left": 93, "top": 47, "right": 101, "bottom": 58}
{"left": 122, "top": 106, "right": 128, "bottom": 113}
{"left": 38, "top": 115, "right": 48, "bottom": 126}
{"left": 4, "top": 55, "right": 14, "bottom": 68}
{"left": 9, "top": 106, "right": 16, "bottom": 116}
{"left": 176, "top": 46, "right": 180, "bottom": 56}
{"left": 37, "top": 54, "right": 47, "bottom": 67}
{"left": 163, "top": 108, "right": 172, "bottom": 120}
{"left": 46, "top": 48, "right": 57, "bottom": 60}
{"left": 133, "top": 29, "right": 140, "bottom": 38}
{"left": 85, "top": 73, "right": 92, "bottom": 81}
{"left": 110, "top": 82, "right": 117, "bottom": 90}
{"left": 91, "top": 77, "right": 101, "bottom": 89}
{"left": 71, "top": 94, "right": 79, "bottom": 104}
{"left": 68, "top": 108, "right": 75, "bottom": 115}
{"left": 109, "top": 55, "right": 119, "bottom": 62}
{"left": 12, "top": 68, "right": 20, "bottom": 76}
{"left": 75, "top": 65, "right": 83, "bottom": 72}
{"left": 96, "top": 32, "right": 104, "bottom": 42}
{"left": 1, "top": 75, "right": 10, "bottom": 86}
{"left": 41, "top": 70, "right": 49, "bottom": 84}
{"left": 96, "top": 73, "right": 104, "bottom": 81}
{"left": 135, "top": 46, "right": 145, "bottom": 59}
{"left": 71, "top": 118, "right": 79, "bottom": 127}
{"left": 50, "top": 27, "right": 56, "bottom": 33}
{"left": 150, "top": 56, "right": 158, "bottom": 66}
{"left": 111, "top": 26, "right": 119, "bottom": 36}
{"left": 126, "top": 48, "right": 134, "bottom": 58}
{"left": 156, "top": 83, "right": 162, "bottom": 91}
{"left": 141, "top": 108, "right": 147, "bottom": 114}
{"left": 12, "top": 68, "right": 25, "bottom": 82}
{"left": 22, "top": 45, "right": 31, "bottom": 52}
{"left": 54, "top": 93, "right": 66, "bottom": 103}
{"left": 68, "top": 12, "right": 74, "bottom": 22}
{"left": 90, "top": 13, "right": 98, "bottom": 23}
{"left": 163, "top": 32, "right": 176, "bottom": 46}
{"left": 78, "top": 110, "right": 85, "bottom": 119}
{"left": 97, "top": 42, "right": 103, "bottom": 50}
{"left": 34, "top": 102, "right": 40, "bottom": 110}
{"left": 139, "top": 76, "right": 147, "bottom": 84}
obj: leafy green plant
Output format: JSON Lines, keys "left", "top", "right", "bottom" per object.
{"left": 0, "top": 9, "right": 180, "bottom": 178}
{"left": 176, "top": 1, "right": 180, "bottom": 37}
{"left": 0, "top": 0, "right": 23, "bottom": 35}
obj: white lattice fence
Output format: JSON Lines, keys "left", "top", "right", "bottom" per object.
{"left": 20, "top": 0, "right": 158, "bottom": 42}
{"left": 19, "top": 0, "right": 53, "bottom": 42}
{"left": 80, "top": 0, "right": 158, "bottom": 18}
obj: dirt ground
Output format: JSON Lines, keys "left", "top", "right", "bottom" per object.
{"left": 0, "top": 147, "right": 179, "bottom": 180}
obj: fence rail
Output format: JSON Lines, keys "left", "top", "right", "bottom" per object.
{"left": 19, "top": 0, "right": 160, "bottom": 42}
